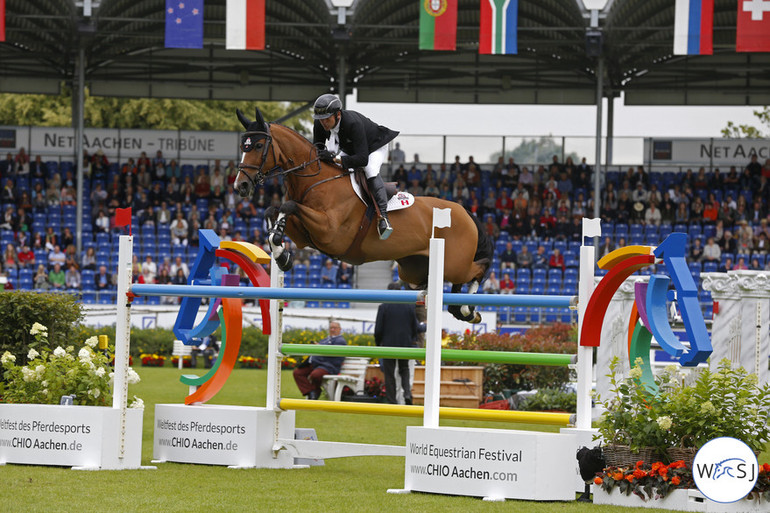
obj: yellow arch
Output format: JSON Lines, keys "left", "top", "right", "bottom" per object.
{"left": 597, "top": 245, "right": 655, "bottom": 270}
{"left": 220, "top": 240, "right": 271, "bottom": 264}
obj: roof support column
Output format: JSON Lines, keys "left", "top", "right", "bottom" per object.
{"left": 338, "top": 54, "right": 347, "bottom": 109}
{"left": 74, "top": 46, "right": 86, "bottom": 255}
{"left": 593, "top": 56, "right": 603, "bottom": 220}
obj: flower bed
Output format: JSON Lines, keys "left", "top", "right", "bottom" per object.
{"left": 238, "top": 356, "right": 265, "bottom": 369}
{"left": 140, "top": 353, "right": 167, "bottom": 367}
{"left": 170, "top": 355, "right": 192, "bottom": 368}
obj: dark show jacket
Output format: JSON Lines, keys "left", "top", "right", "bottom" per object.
{"left": 313, "top": 110, "right": 399, "bottom": 170}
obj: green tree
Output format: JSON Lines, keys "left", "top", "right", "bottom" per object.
{"left": 0, "top": 89, "right": 311, "bottom": 134}
{"left": 490, "top": 136, "right": 579, "bottom": 165}
{"left": 722, "top": 106, "right": 770, "bottom": 139}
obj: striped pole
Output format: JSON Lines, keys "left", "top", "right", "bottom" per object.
{"left": 278, "top": 399, "right": 574, "bottom": 427}
{"left": 281, "top": 343, "right": 575, "bottom": 366}
{"left": 130, "top": 284, "right": 574, "bottom": 308}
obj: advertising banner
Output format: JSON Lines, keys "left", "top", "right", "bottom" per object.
{"left": 645, "top": 138, "right": 770, "bottom": 167}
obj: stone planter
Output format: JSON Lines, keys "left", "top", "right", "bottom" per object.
{"left": 594, "top": 486, "right": 768, "bottom": 512}
{"left": 0, "top": 403, "right": 144, "bottom": 470}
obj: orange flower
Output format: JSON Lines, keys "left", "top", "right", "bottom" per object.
{"left": 635, "top": 460, "right": 644, "bottom": 469}
{"left": 764, "top": 463, "right": 770, "bottom": 474}
{"left": 669, "top": 460, "right": 686, "bottom": 469}
{"left": 671, "top": 476, "right": 681, "bottom": 486}
{"left": 594, "top": 477, "right": 603, "bottom": 485}
{"left": 633, "top": 469, "right": 648, "bottom": 479}
{"left": 613, "top": 472, "right": 624, "bottom": 481}
{"left": 625, "top": 474, "right": 635, "bottom": 482}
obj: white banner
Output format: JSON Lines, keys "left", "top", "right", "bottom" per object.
{"left": 645, "top": 138, "right": 770, "bottom": 167}
{"left": 404, "top": 426, "right": 576, "bottom": 500}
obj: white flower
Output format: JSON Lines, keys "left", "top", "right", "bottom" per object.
{"left": 127, "top": 368, "right": 141, "bottom": 385}
{"left": 66, "top": 345, "right": 74, "bottom": 353}
{"left": 41, "top": 380, "right": 49, "bottom": 387}
{"left": 94, "top": 367, "right": 106, "bottom": 377}
{"left": 34, "top": 364, "right": 45, "bottom": 377}
{"left": 108, "top": 372, "right": 115, "bottom": 385}
{"left": 21, "top": 366, "right": 35, "bottom": 382}
{"left": 1, "top": 351, "right": 16, "bottom": 366}
{"left": 53, "top": 346, "right": 66, "bottom": 358}
{"left": 78, "top": 347, "right": 92, "bottom": 362}
{"left": 88, "top": 388, "right": 100, "bottom": 399}
{"left": 129, "top": 396, "right": 145, "bottom": 409}
{"left": 629, "top": 366, "right": 643, "bottom": 380}
{"left": 41, "top": 389, "right": 49, "bottom": 398}
{"left": 656, "top": 416, "right": 673, "bottom": 430}
{"left": 29, "top": 322, "right": 48, "bottom": 337}
{"left": 701, "top": 401, "right": 716, "bottom": 414}
{"left": 85, "top": 336, "right": 98, "bottom": 348}
{"left": 27, "top": 348, "right": 39, "bottom": 361}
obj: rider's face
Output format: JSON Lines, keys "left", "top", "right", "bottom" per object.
{"left": 319, "top": 112, "right": 339, "bottom": 131}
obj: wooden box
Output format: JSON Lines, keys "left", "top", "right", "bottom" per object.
{"left": 412, "top": 366, "right": 484, "bottom": 408}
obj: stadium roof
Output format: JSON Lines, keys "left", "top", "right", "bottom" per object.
{"left": 1, "top": 0, "right": 769, "bottom": 106}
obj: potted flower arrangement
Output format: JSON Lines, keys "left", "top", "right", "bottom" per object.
{"left": 170, "top": 354, "right": 192, "bottom": 368}
{"left": 140, "top": 353, "right": 167, "bottom": 367}
{"left": 0, "top": 323, "right": 144, "bottom": 469}
{"left": 594, "top": 357, "right": 770, "bottom": 508}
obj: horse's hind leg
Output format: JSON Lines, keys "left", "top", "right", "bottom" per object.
{"left": 266, "top": 202, "right": 298, "bottom": 272}
{"left": 447, "top": 283, "right": 482, "bottom": 324}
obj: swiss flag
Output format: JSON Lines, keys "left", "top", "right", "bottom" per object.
{"left": 736, "top": 0, "right": 770, "bottom": 52}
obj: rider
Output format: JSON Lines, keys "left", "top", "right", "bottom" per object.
{"left": 312, "top": 93, "right": 399, "bottom": 240}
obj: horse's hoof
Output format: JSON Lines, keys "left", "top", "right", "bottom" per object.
{"left": 470, "top": 311, "right": 482, "bottom": 324}
{"left": 276, "top": 251, "right": 293, "bottom": 272}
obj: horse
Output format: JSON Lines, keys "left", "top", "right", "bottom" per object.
{"left": 233, "top": 108, "right": 493, "bottom": 323}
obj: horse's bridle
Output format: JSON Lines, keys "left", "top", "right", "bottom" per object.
{"left": 237, "top": 123, "right": 326, "bottom": 191}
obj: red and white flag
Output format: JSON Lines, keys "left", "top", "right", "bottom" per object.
{"left": 226, "top": 0, "right": 265, "bottom": 50}
{"left": 736, "top": 0, "right": 770, "bottom": 52}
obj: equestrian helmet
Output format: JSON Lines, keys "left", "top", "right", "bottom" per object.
{"left": 312, "top": 94, "right": 342, "bottom": 120}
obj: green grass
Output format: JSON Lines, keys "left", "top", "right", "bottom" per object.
{"left": 0, "top": 367, "right": 703, "bottom": 512}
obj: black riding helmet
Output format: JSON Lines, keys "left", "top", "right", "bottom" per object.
{"left": 312, "top": 94, "right": 342, "bottom": 120}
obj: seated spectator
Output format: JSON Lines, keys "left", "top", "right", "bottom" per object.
{"left": 532, "top": 245, "right": 548, "bottom": 270}
{"left": 48, "top": 245, "right": 66, "bottom": 269}
{"left": 499, "top": 242, "right": 516, "bottom": 271}
{"left": 548, "top": 248, "right": 565, "bottom": 272}
{"left": 60, "top": 227, "right": 75, "bottom": 248}
{"left": 644, "top": 202, "right": 662, "bottom": 226}
{"left": 720, "top": 230, "right": 737, "bottom": 254}
{"left": 143, "top": 254, "right": 158, "bottom": 282}
{"left": 81, "top": 247, "right": 97, "bottom": 271}
{"left": 734, "top": 257, "right": 748, "bottom": 270}
{"left": 690, "top": 238, "right": 704, "bottom": 262}
{"left": 719, "top": 257, "right": 734, "bottom": 273}
{"left": 3, "top": 243, "right": 18, "bottom": 270}
{"left": 0, "top": 206, "right": 15, "bottom": 231}
{"left": 598, "top": 237, "right": 615, "bottom": 260}
{"left": 336, "top": 262, "right": 353, "bottom": 287}
{"left": 48, "top": 263, "right": 66, "bottom": 289}
{"left": 17, "top": 244, "right": 35, "bottom": 269}
{"left": 736, "top": 220, "right": 754, "bottom": 253}
{"left": 95, "top": 265, "right": 112, "bottom": 290}
{"left": 170, "top": 211, "right": 189, "bottom": 246}
{"left": 482, "top": 271, "right": 500, "bottom": 294}
{"left": 64, "top": 245, "right": 78, "bottom": 270}
{"left": 34, "top": 264, "right": 50, "bottom": 290}
{"left": 65, "top": 264, "right": 81, "bottom": 289}
{"left": 703, "top": 237, "right": 721, "bottom": 263}
{"left": 292, "top": 321, "right": 346, "bottom": 400}
{"left": 320, "top": 259, "right": 337, "bottom": 286}
{"left": 499, "top": 273, "right": 515, "bottom": 294}
{"left": 750, "top": 257, "right": 763, "bottom": 271}
{"left": 170, "top": 255, "right": 189, "bottom": 279}
{"left": 516, "top": 245, "right": 533, "bottom": 269}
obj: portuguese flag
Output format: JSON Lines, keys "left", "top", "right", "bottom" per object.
{"left": 479, "top": 0, "right": 519, "bottom": 55}
{"left": 419, "top": 0, "right": 458, "bottom": 51}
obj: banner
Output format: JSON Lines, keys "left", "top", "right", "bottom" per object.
{"left": 736, "top": 0, "right": 770, "bottom": 52}
{"left": 673, "top": 0, "right": 713, "bottom": 55}
{"left": 479, "top": 0, "right": 518, "bottom": 55}
{"left": 165, "top": 0, "right": 204, "bottom": 49}
{"left": 226, "top": 0, "right": 265, "bottom": 50}
{"left": 419, "top": 0, "right": 457, "bottom": 51}
{"left": 0, "top": 0, "right": 6, "bottom": 43}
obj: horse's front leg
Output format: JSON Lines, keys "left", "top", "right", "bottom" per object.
{"left": 265, "top": 202, "right": 299, "bottom": 272}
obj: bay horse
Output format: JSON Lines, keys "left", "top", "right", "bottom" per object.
{"left": 233, "top": 108, "right": 493, "bottom": 323}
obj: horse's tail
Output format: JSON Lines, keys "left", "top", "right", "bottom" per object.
{"left": 469, "top": 211, "right": 493, "bottom": 278}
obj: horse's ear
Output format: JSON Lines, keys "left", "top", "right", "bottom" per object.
{"left": 254, "top": 107, "right": 266, "bottom": 129}
{"left": 236, "top": 109, "right": 251, "bottom": 129}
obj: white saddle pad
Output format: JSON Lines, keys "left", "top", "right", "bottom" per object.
{"left": 350, "top": 174, "right": 415, "bottom": 212}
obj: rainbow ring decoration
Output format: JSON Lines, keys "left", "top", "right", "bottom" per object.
{"left": 581, "top": 232, "right": 713, "bottom": 389}
{"left": 172, "top": 229, "right": 271, "bottom": 405}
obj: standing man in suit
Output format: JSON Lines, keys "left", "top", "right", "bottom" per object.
{"left": 374, "top": 282, "right": 420, "bottom": 405}
{"left": 312, "top": 93, "right": 399, "bottom": 240}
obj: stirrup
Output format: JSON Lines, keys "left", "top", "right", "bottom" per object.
{"left": 378, "top": 218, "right": 393, "bottom": 240}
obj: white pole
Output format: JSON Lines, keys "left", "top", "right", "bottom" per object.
{"left": 576, "top": 223, "right": 597, "bottom": 430}
{"left": 423, "top": 237, "right": 445, "bottom": 428}
{"left": 113, "top": 234, "right": 133, "bottom": 458}
{"left": 266, "top": 258, "right": 283, "bottom": 411}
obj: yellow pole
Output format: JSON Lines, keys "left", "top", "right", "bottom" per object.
{"left": 278, "top": 399, "right": 573, "bottom": 426}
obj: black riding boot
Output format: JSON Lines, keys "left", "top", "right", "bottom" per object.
{"left": 368, "top": 175, "right": 393, "bottom": 240}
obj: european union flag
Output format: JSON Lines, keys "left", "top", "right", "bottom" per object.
{"left": 165, "top": 0, "right": 204, "bottom": 49}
